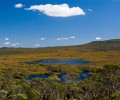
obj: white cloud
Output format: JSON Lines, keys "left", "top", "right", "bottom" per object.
{"left": 16, "top": 43, "right": 20, "bottom": 45}
{"left": 4, "top": 42, "right": 10, "bottom": 45}
{"left": 57, "top": 37, "right": 68, "bottom": 41}
{"left": 41, "top": 37, "right": 47, "bottom": 41}
{"left": 15, "top": 3, "right": 24, "bottom": 8}
{"left": 11, "top": 43, "right": 20, "bottom": 46}
{"left": 96, "top": 37, "right": 102, "bottom": 41}
{"left": 57, "top": 36, "right": 76, "bottom": 41}
{"left": 88, "top": 9, "right": 92, "bottom": 12}
{"left": 34, "top": 44, "right": 40, "bottom": 47}
{"left": 25, "top": 4, "right": 85, "bottom": 17}
{"left": 5, "top": 38, "right": 9, "bottom": 40}
{"left": 69, "top": 36, "right": 76, "bottom": 39}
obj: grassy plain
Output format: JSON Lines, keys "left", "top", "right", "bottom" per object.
{"left": 0, "top": 39, "right": 120, "bottom": 76}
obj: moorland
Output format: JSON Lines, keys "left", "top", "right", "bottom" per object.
{"left": 0, "top": 39, "right": 120, "bottom": 100}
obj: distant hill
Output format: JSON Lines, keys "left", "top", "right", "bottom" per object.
{"left": 0, "top": 39, "right": 120, "bottom": 55}
{"left": 82, "top": 39, "right": 120, "bottom": 51}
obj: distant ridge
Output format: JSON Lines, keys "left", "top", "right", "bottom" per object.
{"left": 82, "top": 39, "right": 120, "bottom": 51}
{"left": 87, "top": 39, "right": 120, "bottom": 44}
{"left": 0, "top": 39, "right": 120, "bottom": 55}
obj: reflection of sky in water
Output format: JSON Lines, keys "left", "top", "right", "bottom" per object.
{"left": 27, "top": 59, "right": 89, "bottom": 65}
{"left": 58, "top": 71, "right": 89, "bottom": 83}
{"left": 28, "top": 71, "right": 89, "bottom": 83}
{"left": 28, "top": 74, "right": 51, "bottom": 81}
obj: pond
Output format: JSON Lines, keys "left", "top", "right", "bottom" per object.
{"left": 26, "top": 59, "right": 89, "bottom": 65}
{"left": 27, "top": 59, "right": 90, "bottom": 83}
{"left": 28, "top": 74, "right": 51, "bottom": 81}
{"left": 28, "top": 71, "right": 89, "bottom": 83}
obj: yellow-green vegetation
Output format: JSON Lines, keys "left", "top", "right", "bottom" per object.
{"left": 0, "top": 39, "right": 120, "bottom": 100}
{"left": 0, "top": 64, "right": 120, "bottom": 100}
{"left": 0, "top": 39, "right": 120, "bottom": 76}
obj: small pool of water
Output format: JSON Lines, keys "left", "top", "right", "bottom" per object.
{"left": 28, "top": 74, "right": 51, "bottom": 81}
{"left": 26, "top": 59, "right": 89, "bottom": 65}
{"left": 28, "top": 71, "right": 89, "bottom": 83}
{"left": 58, "top": 71, "right": 89, "bottom": 83}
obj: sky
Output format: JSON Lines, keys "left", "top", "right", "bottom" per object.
{"left": 0, "top": 0, "right": 120, "bottom": 48}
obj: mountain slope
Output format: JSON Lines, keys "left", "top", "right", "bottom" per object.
{"left": 83, "top": 39, "right": 120, "bottom": 51}
{"left": 0, "top": 39, "right": 120, "bottom": 56}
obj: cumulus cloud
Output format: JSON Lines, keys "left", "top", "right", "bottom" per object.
{"left": 57, "top": 37, "right": 68, "bottom": 41}
{"left": 69, "top": 36, "right": 76, "bottom": 39}
{"left": 34, "top": 44, "right": 40, "bottom": 47}
{"left": 57, "top": 36, "right": 76, "bottom": 41}
{"left": 96, "top": 37, "right": 102, "bottom": 41}
{"left": 5, "top": 38, "right": 9, "bottom": 40}
{"left": 4, "top": 42, "right": 10, "bottom": 45}
{"left": 41, "top": 37, "right": 47, "bottom": 41}
{"left": 11, "top": 43, "right": 20, "bottom": 46}
{"left": 15, "top": 3, "right": 24, "bottom": 8}
{"left": 88, "top": 9, "right": 92, "bottom": 12}
{"left": 25, "top": 4, "right": 85, "bottom": 17}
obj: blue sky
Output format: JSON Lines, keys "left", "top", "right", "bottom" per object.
{"left": 0, "top": 0, "right": 120, "bottom": 47}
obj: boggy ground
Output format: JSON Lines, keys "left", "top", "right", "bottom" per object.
{"left": 0, "top": 39, "right": 120, "bottom": 100}
{"left": 0, "top": 39, "right": 120, "bottom": 76}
